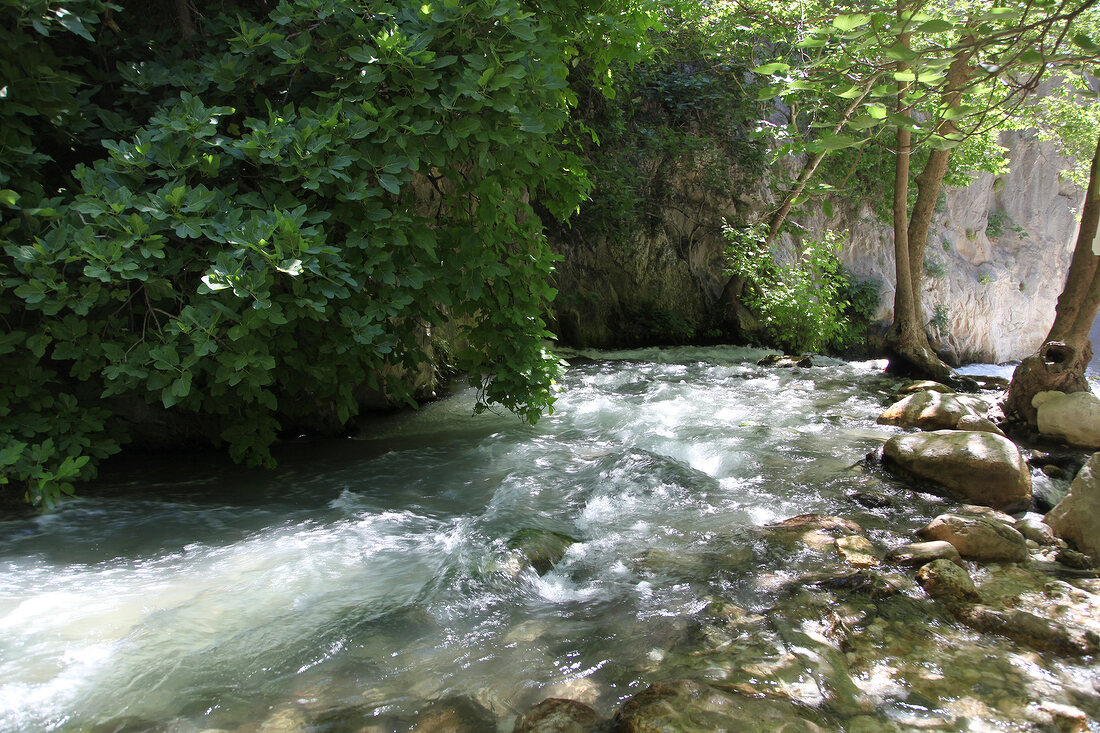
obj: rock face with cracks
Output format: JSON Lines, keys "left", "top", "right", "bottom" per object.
{"left": 882, "top": 430, "right": 1031, "bottom": 510}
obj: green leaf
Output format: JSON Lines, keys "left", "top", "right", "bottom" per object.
{"left": 914, "top": 19, "right": 953, "bottom": 33}
{"left": 813, "top": 134, "right": 860, "bottom": 151}
{"left": 56, "top": 11, "right": 95, "bottom": 42}
{"left": 832, "top": 14, "right": 870, "bottom": 32}
{"left": 1073, "top": 33, "right": 1099, "bottom": 53}
{"left": 752, "top": 62, "right": 790, "bottom": 75}
{"left": 378, "top": 174, "right": 401, "bottom": 195}
{"left": 0, "top": 189, "right": 19, "bottom": 206}
{"left": 822, "top": 200, "right": 834, "bottom": 219}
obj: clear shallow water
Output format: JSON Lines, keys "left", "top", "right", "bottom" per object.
{"left": 0, "top": 347, "right": 1097, "bottom": 732}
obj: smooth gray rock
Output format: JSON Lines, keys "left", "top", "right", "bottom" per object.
{"left": 877, "top": 391, "right": 976, "bottom": 430}
{"left": 883, "top": 430, "right": 1031, "bottom": 510}
{"left": 884, "top": 540, "right": 964, "bottom": 568}
{"left": 917, "top": 514, "right": 1029, "bottom": 563}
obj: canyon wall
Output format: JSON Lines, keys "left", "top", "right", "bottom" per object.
{"left": 551, "top": 132, "right": 1083, "bottom": 363}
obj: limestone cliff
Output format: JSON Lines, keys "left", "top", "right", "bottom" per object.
{"left": 550, "top": 131, "right": 1083, "bottom": 362}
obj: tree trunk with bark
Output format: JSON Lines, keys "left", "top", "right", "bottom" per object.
{"left": 1005, "top": 132, "right": 1100, "bottom": 426}
{"left": 885, "top": 48, "right": 973, "bottom": 385}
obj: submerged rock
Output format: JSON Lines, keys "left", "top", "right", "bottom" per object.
{"left": 916, "top": 559, "right": 981, "bottom": 602}
{"left": 609, "top": 679, "right": 827, "bottom": 733}
{"left": 835, "top": 535, "right": 879, "bottom": 568}
{"left": 508, "top": 528, "right": 577, "bottom": 575}
{"left": 411, "top": 696, "right": 496, "bottom": 733}
{"left": 757, "top": 354, "right": 814, "bottom": 368}
{"left": 877, "top": 391, "right": 976, "bottom": 430}
{"left": 917, "top": 514, "right": 1029, "bottom": 563}
{"left": 882, "top": 430, "right": 1031, "bottom": 510}
{"left": 513, "top": 698, "right": 604, "bottom": 733}
{"left": 951, "top": 604, "right": 1099, "bottom": 656}
{"left": 1045, "top": 452, "right": 1100, "bottom": 562}
{"left": 884, "top": 540, "right": 964, "bottom": 568}
{"left": 1034, "top": 391, "right": 1100, "bottom": 449}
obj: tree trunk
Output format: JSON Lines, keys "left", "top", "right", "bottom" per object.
{"left": 885, "top": 47, "right": 973, "bottom": 385}
{"left": 1005, "top": 132, "right": 1100, "bottom": 425}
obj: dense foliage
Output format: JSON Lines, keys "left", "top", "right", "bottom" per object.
{"left": 724, "top": 225, "right": 874, "bottom": 354}
{"left": 0, "top": 0, "right": 657, "bottom": 506}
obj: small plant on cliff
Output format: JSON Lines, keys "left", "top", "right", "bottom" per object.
{"left": 723, "top": 225, "right": 860, "bottom": 354}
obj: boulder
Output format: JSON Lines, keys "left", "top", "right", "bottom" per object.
{"left": 513, "top": 698, "right": 604, "bottom": 733}
{"left": 882, "top": 430, "right": 1031, "bottom": 510}
{"left": 411, "top": 697, "right": 495, "bottom": 733}
{"left": 877, "top": 391, "right": 976, "bottom": 430}
{"left": 916, "top": 559, "right": 981, "bottom": 602}
{"left": 897, "top": 380, "right": 955, "bottom": 397}
{"left": 509, "top": 529, "right": 577, "bottom": 575}
{"left": 1034, "top": 391, "right": 1100, "bottom": 449}
{"left": 1014, "top": 515, "right": 1058, "bottom": 546}
{"left": 1045, "top": 452, "right": 1100, "bottom": 561}
{"left": 884, "top": 540, "right": 964, "bottom": 568}
{"left": 917, "top": 514, "right": 1029, "bottom": 563}
{"left": 609, "top": 679, "right": 827, "bottom": 733}
{"left": 955, "top": 414, "right": 1006, "bottom": 437}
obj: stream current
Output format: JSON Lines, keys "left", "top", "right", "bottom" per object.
{"left": 0, "top": 346, "right": 1097, "bottom": 732}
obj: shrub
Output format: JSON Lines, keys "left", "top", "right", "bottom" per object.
{"left": 723, "top": 225, "right": 865, "bottom": 354}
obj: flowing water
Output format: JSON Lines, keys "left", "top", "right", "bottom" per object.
{"left": 1, "top": 347, "right": 1097, "bottom": 732}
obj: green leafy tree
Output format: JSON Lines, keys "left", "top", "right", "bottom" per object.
{"left": 750, "top": 0, "right": 1100, "bottom": 382}
{"left": 0, "top": 0, "right": 658, "bottom": 506}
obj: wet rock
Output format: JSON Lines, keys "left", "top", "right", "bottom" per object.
{"left": 956, "top": 504, "right": 1018, "bottom": 524}
{"left": 609, "top": 679, "right": 827, "bottom": 733}
{"left": 1038, "top": 701, "right": 1091, "bottom": 733}
{"left": 1045, "top": 452, "right": 1100, "bottom": 561}
{"left": 882, "top": 430, "right": 1031, "bottom": 510}
{"left": 809, "top": 569, "right": 902, "bottom": 599}
{"left": 1043, "top": 464, "right": 1066, "bottom": 479}
{"left": 757, "top": 354, "right": 814, "bottom": 368}
{"left": 411, "top": 696, "right": 495, "bottom": 733}
{"left": 877, "top": 391, "right": 976, "bottom": 430}
{"left": 1056, "top": 548, "right": 1097, "bottom": 570}
{"left": 513, "top": 698, "right": 603, "bottom": 733}
{"left": 508, "top": 528, "right": 577, "bottom": 575}
{"left": 896, "top": 380, "right": 955, "bottom": 398}
{"left": 916, "top": 559, "right": 981, "bottom": 602}
{"left": 884, "top": 540, "right": 964, "bottom": 568}
{"left": 1034, "top": 391, "right": 1100, "bottom": 449}
{"left": 1032, "top": 474, "right": 1070, "bottom": 513}
{"left": 951, "top": 604, "right": 1099, "bottom": 656}
{"left": 834, "top": 535, "right": 879, "bottom": 568}
{"left": 917, "top": 514, "right": 1029, "bottom": 563}
{"left": 955, "top": 414, "right": 1006, "bottom": 436}
{"left": 763, "top": 515, "right": 865, "bottom": 552}
{"left": 1015, "top": 515, "right": 1058, "bottom": 546}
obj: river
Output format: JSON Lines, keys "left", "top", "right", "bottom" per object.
{"left": 0, "top": 347, "right": 1097, "bottom": 732}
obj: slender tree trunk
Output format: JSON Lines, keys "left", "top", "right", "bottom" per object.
{"left": 1005, "top": 132, "right": 1100, "bottom": 425}
{"left": 885, "top": 47, "right": 973, "bottom": 384}
{"left": 176, "top": 0, "right": 195, "bottom": 41}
